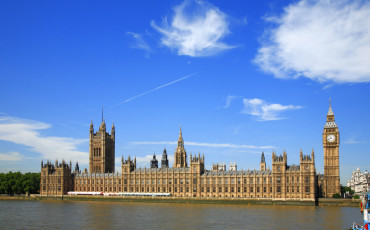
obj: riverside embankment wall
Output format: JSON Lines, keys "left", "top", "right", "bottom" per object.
{"left": 0, "top": 195, "right": 361, "bottom": 207}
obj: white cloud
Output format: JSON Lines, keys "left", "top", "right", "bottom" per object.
{"left": 0, "top": 152, "right": 23, "bottom": 161}
{"left": 126, "top": 32, "right": 152, "bottom": 53}
{"left": 0, "top": 116, "right": 88, "bottom": 164}
{"left": 130, "top": 141, "right": 273, "bottom": 149}
{"left": 254, "top": 0, "right": 370, "bottom": 83}
{"left": 186, "top": 141, "right": 273, "bottom": 149}
{"left": 135, "top": 155, "right": 154, "bottom": 168}
{"left": 151, "top": 0, "right": 234, "bottom": 57}
{"left": 242, "top": 98, "right": 302, "bottom": 121}
{"left": 223, "top": 95, "right": 240, "bottom": 109}
{"left": 343, "top": 138, "right": 366, "bottom": 144}
{"left": 115, "top": 154, "right": 174, "bottom": 169}
{"left": 130, "top": 141, "right": 177, "bottom": 146}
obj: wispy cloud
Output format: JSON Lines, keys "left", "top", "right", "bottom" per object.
{"left": 130, "top": 141, "right": 177, "bottom": 146}
{"left": 242, "top": 98, "right": 303, "bottom": 121}
{"left": 115, "top": 154, "right": 175, "bottom": 169}
{"left": 254, "top": 0, "right": 370, "bottom": 83}
{"left": 233, "top": 150, "right": 270, "bottom": 155}
{"left": 231, "top": 124, "right": 243, "bottom": 135}
{"left": 0, "top": 152, "right": 24, "bottom": 161}
{"left": 343, "top": 138, "right": 366, "bottom": 144}
{"left": 0, "top": 116, "right": 88, "bottom": 163}
{"left": 112, "top": 73, "right": 197, "bottom": 106}
{"left": 151, "top": 0, "right": 234, "bottom": 57}
{"left": 135, "top": 155, "right": 154, "bottom": 167}
{"left": 223, "top": 95, "right": 240, "bottom": 109}
{"left": 126, "top": 31, "right": 152, "bottom": 57}
{"left": 130, "top": 141, "right": 274, "bottom": 149}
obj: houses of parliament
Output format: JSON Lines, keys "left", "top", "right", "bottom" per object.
{"left": 40, "top": 102, "right": 341, "bottom": 200}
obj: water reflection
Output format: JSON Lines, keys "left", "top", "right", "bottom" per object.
{"left": 0, "top": 200, "right": 363, "bottom": 230}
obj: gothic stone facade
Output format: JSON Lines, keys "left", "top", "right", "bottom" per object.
{"left": 89, "top": 120, "right": 115, "bottom": 174}
{"left": 40, "top": 103, "right": 339, "bottom": 200}
{"left": 40, "top": 160, "right": 74, "bottom": 196}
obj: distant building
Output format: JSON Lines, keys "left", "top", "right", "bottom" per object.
{"left": 212, "top": 163, "right": 226, "bottom": 171}
{"left": 260, "top": 152, "right": 266, "bottom": 171}
{"left": 347, "top": 168, "right": 370, "bottom": 195}
{"left": 161, "top": 148, "right": 169, "bottom": 168}
{"left": 150, "top": 154, "right": 158, "bottom": 169}
{"left": 40, "top": 102, "right": 340, "bottom": 201}
{"left": 229, "top": 162, "right": 237, "bottom": 171}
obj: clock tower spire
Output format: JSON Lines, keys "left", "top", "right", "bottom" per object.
{"left": 322, "top": 99, "right": 340, "bottom": 198}
{"left": 174, "top": 125, "right": 187, "bottom": 168}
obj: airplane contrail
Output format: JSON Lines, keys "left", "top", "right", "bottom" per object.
{"left": 112, "top": 72, "right": 197, "bottom": 107}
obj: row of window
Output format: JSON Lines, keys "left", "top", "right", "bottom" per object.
{"left": 92, "top": 165, "right": 102, "bottom": 172}
{"left": 276, "top": 176, "right": 311, "bottom": 184}
{"left": 42, "top": 171, "right": 64, "bottom": 176}
{"left": 42, "top": 186, "right": 61, "bottom": 191}
{"left": 74, "top": 185, "right": 311, "bottom": 194}
{"left": 93, "top": 148, "right": 101, "bottom": 157}
{"left": 42, "top": 178, "right": 62, "bottom": 184}
{"left": 73, "top": 177, "right": 292, "bottom": 185}
{"left": 47, "top": 176, "right": 311, "bottom": 187}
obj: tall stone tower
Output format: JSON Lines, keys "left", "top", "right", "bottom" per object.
{"left": 323, "top": 99, "right": 340, "bottom": 197}
{"left": 161, "top": 148, "right": 169, "bottom": 168}
{"left": 150, "top": 154, "right": 158, "bottom": 168}
{"left": 89, "top": 117, "right": 115, "bottom": 174}
{"left": 272, "top": 150, "right": 287, "bottom": 197}
{"left": 260, "top": 152, "right": 266, "bottom": 171}
{"left": 174, "top": 126, "right": 187, "bottom": 168}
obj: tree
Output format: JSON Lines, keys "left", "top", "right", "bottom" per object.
{"left": 0, "top": 171, "right": 40, "bottom": 195}
{"left": 343, "top": 186, "right": 355, "bottom": 195}
{"left": 22, "top": 172, "right": 40, "bottom": 194}
{"left": 332, "top": 193, "right": 341, "bottom": 198}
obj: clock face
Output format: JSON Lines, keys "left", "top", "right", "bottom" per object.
{"left": 193, "top": 166, "right": 197, "bottom": 172}
{"left": 327, "top": 134, "right": 335, "bottom": 142}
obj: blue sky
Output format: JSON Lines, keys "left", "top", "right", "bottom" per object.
{"left": 1, "top": 0, "right": 369, "bottom": 184}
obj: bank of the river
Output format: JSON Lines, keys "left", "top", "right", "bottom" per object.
{"left": 0, "top": 195, "right": 36, "bottom": 200}
{"left": 37, "top": 195, "right": 316, "bottom": 206}
{"left": 318, "top": 198, "right": 360, "bottom": 207}
{"left": 0, "top": 194, "right": 360, "bottom": 207}
{"left": 6, "top": 194, "right": 357, "bottom": 207}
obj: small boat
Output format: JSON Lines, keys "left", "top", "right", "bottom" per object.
{"left": 351, "top": 192, "right": 370, "bottom": 230}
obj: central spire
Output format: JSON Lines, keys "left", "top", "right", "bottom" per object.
{"left": 327, "top": 98, "right": 334, "bottom": 116}
{"left": 325, "top": 98, "right": 337, "bottom": 127}
{"left": 261, "top": 152, "right": 265, "bottom": 163}
{"left": 100, "top": 105, "right": 106, "bottom": 130}
{"left": 102, "top": 105, "right": 104, "bottom": 122}
{"left": 326, "top": 98, "right": 336, "bottom": 125}
{"left": 178, "top": 125, "right": 183, "bottom": 141}
{"left": 177, "top": 125, "right": 184, "bottom": 149}
{"left": 174, "top": 125, "right": 187, "bottom": 168}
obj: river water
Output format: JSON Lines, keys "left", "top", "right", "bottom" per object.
{"left": 0, "top": 200, "right": 363, "bottom": 229}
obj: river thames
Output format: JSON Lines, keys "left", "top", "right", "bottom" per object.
{"left": 0, "top": 200, "right": 363, "bottom": 229}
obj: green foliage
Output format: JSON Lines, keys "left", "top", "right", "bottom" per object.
{"left": 332, "top": 193, "right": 341, "bottom": 198}
{"left": 343, "top": 186, "right": 355, "bottom": 195}
{"left": 353, "top": 195, "right": 360, "bottom": 199}
{"left": 0, "top": 171, "right": 40, "bottom": 195}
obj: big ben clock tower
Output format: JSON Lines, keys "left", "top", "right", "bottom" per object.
{"left": 323, "top": 99, "right": 341, "bottom": 197}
